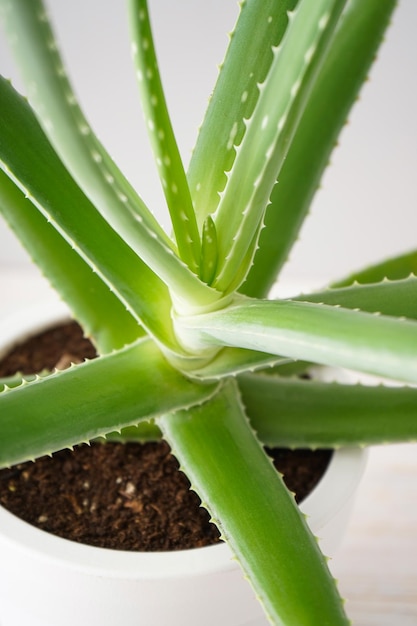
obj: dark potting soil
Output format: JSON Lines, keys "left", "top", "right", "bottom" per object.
{"left": 0, "top": 321, "right": 332, "bottom": 551}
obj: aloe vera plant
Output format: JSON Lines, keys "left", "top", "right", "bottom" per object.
{"left": 0, "top": 0, "right": 415, "bottom": 624}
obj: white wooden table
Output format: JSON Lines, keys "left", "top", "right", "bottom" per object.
{"left": 1, "top": 269, "right": 417, "bottom": 625}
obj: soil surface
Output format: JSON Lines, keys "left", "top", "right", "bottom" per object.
{"left": 0, "top": 321, "right": 331, "bottom": 551}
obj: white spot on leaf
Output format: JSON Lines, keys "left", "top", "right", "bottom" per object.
{"left": 290, "top": 79, "right": 301, "bottom": 98}
{"left": 277, "top": 115, "right": 287, "bottom": 132}
{"left": 117, "top": 192, "right": 128, "bottom": 203}
{"left": 318, "top": 12, "right": 330, "bottom": 31}
{"left": 227, "top": 122, "right": 239, "bottom": 150}
{"left": 78, "top": 123, "right": 90, "bottom": 136}
{"left": 66, "top": 91, "right": 77, "bottom": 106}
{"left": 304, "top": 44, "right": 316, "bottom": 64}
{"left": 91, "top": 150, "right": 102, "bottom": 163}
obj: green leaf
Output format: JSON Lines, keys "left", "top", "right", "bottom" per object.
{"left": 0, "top": 76, "right": 178, "bottom": 351}
{"left": 0, "top": 373, "right": 39, "bottom": 391}
{"left": 332, "top": 249, "right": 417, "bottom": 287}
{"left": 211, "top": 0, "right": 348, "bottom": 293}
{"left": 294, "top": 276, "right": 417, "bottom": 320}
{"left": 0, "top": 338, "right": 218, "bottom": 468}
{"left": 0, "top": 0, "right": 218, "bottom": 308}
{"left": 159, "top": 380, "right": 348, "bottom": 626}
{"left": 0, "top": 170, "right": 142, "bottom": 353}
{"left": 239, "top": 373, "right": 417, "bottom": 448}
{"left": 103, "top": 421, "right": 162, "bottom": 443}
{"left": 199, "top": 215, "right": 218, "bottom": 285}
{"left": 242, "top": 0, "right": 397, "bottom": 297}
{"left": 128, "top": 0, "right": 201, "bottom": 273}
{"left": 188, "top": 0, "right": 299, "bottom": 227}
{"left": 175, "top": 296, "right": 417, "bottom": 383}
{"left": 187, "top": 346, "right": 289, "bottom": 381}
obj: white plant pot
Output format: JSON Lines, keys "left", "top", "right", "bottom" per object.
{"left": 0, "top": 303, "right": 367, "bottom": 626}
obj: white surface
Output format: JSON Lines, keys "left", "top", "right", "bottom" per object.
{"left": 1, "top": 270, "right": 417, "bottom": 624}
{"left": 0, "top": 1, "right": 417, "bottom": 288}
{"left": 332, "top": 444, "right": 417, "bottom": 626}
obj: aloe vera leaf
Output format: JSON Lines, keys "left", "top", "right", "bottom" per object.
{"left": 0, "top": 0, "right": 168, "bottom": 245}
{"left": 159, "top": 380, "right": 348, "bottom": 626}
{"left": 0, "top": 171, "right": 142, "bottom": 353}
{"left": 0, "top": 373, "right": 39, "bottom": 391}
{"left": 103, "top": 421, "right": 162, "bottom": 443}
{"left": 294, "top": 276, "right": 417, "bottom": 320}
{"left": 211, "top": 0, "right": 348, "bottom": 294}
{"left": 242, "top": 0, "right": 397, "bottom": 298}
{"left": 186, "top": 347, "right": 289, "bottom": 381}
{"left": 0, "top": 77, "right": 184, "bottom": 351}
{"left": 207, "top": 281, "right": 417, "bottom": 376}
{"left": 128, "top": 0, "right": 201, "bottom": 273}
{"left": 262, "top": 360, "right": 313, "bottom": 378}
{"left": 0, "top": 369, "right": 162, "bottom": 441}
{"left": 175, "top": 297, "right": 417, "bottom": 384}
{"left": 239, "top": 373, "right": 417, "bottom": 448}
{"left": 199, "top": 215, "right": 219, "bottom": 285}
{"left": 332, "top": 249, "right": 417, "bottom": 287}
{"left": 0, "top": 337, "right": 218, "bottom": 468}
{"left": 0, "top": 0, "right": 218, "bottom": 308}
{"left": 188, "top": 0, "right": 298, "bottom": 228}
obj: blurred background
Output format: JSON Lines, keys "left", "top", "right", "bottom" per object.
{"left": 0, "top": 0, "right": 416, "bottom": 291}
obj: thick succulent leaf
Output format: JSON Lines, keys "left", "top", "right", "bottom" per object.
{"left": 188, "top": 0, "right": 298, "bottom": 227}
{"left": 0, "top": 0, "right": 218, "bottom": 308}
{"left": 212, "top": 0, "right": 348, "bottom": 294}
{"left": 175, "top": 297, "right": 417, "bottom": 383}
{"left": 294, "top": 276, "right": 417, "bottom": 320}
{"left": 0, "top": 76, "right": 180, "bottom": 351}
{"left": 159, "top": 380, "right": 348, "bottom": 626}
{"left": 0, "top": 171, "right": 142, "bottom": 353}
{"left": 103, "top": 421, "right": 162, "bottom": 444}
{"left": 239, "top": 373, "right": 417, "bottom": 448}
{"left": 332, "top": 249, "right": 417, "bottom": 287}
{"left": 264, "top": 360, "right": 313, "bottom": 378}
{"left": 128, "top": 0, "right": 201, "bottom": 273}
{"left": 199, "top": 215, "right": 219, "bottom": 285}
{"left": 0, "top": 370, "right": 163, "bottom": 443}
{"left": 242, "top": 0, "right": 397, "bottom": 297}
{"left": 187, "top": 347, "right": 290, "bottom": 381}
{"left": 0, "top": 337, "right": 218, "bottom": 468}
{"left": 0, "top": 0, "right": 167, "bottom": 244}
{"left": 0, "top": 373, "right": 39, "bottom": 391}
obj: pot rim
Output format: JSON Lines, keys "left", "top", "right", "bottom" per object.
{"left": 0, "top": 300, "right": 367, "bottom": 579}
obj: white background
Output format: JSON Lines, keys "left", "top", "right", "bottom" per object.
{"left": 0, "top": 0, "right": 416, "bottom": 290}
